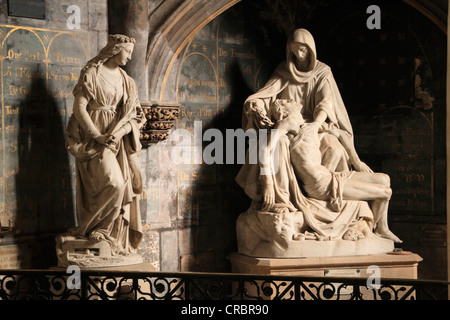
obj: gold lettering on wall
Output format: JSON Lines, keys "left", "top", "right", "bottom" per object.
{"left": 379, "top": 107, "right": 434, "bottom": 213}
{"left": 0, "top": 24, "right": 88, "bottom": 226}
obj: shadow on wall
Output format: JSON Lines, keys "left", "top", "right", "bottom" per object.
{"left": 179, "top": 1, "right": 286, "bottom": 272}
{"left": 187, "top": 61, "right": 253, "bottom": 272}
{"left": 14, "top": 77, "right": 75, "bottom": 268}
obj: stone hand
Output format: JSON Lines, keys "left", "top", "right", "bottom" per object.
{"left": 260, "top": 174, "right": 275, "bottom": 212}
{"left": 298, "top": 121, "right": 320, "bottom": 137}
{"left": 353, "top": 160, "right": 373, "bottom": 173}
{"left": 111, "top": 127, "right": 127, "bottom": 144}
{"left": 256, "top": 109, "right": 274, "bottom": 128}
{"left": 262, "top": 185, "right": 275, "bottom": 212}
{"left": 247, "top": 99, "right": 264, "bottom": 112}
{"left": 95, "top": 134, "right": 115, "bottom": 146}
{"left": 322, "top": 126, "right": 340, "bottom": 137}
{"left": 247, "top": 100, "right": 274, "bottom": 128}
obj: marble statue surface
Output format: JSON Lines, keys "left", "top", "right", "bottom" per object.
{"left": 235, "top": 29, "right": 401, "bottom": 258}
{"left": 56, "top": 34, "right": 146, "bottom": 268}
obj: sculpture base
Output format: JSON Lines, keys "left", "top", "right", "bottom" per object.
{"left": 58, "top": 253, "right": 144, "bottom": 269}
{"left": 228, "top": 252, "right": 422, "bottom": 279}
{"left": 237, "top": 209, "right": 395, "bottom": 258}
{"left": 56, "top": 237, "right": 143, "bottom": 268}
{"left": 240, "top": 234, "right": 395, "bottom": 258}
{"left": 227, "top": 252, "right": 422, "bottom": 300}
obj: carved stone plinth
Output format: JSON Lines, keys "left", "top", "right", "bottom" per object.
{"left": 56, "top": 237, "right": 143, "bottom": 268}
{"left": 228, "top": 252, "right": 422, "bottom": 278}
{"left": 236, "top": 209, "right": 395, "bottom": 259}
{"left": 140, "top": 100, "right": 180, "bottom": 145}
{"left": 228, "top": 252, "right": 422, "bottom": 300}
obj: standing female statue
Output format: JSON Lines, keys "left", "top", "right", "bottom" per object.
{"left": 60, "top": 34, "right": 146, "bottom": 260}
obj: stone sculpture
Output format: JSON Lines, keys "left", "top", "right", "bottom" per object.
{"left": 236, "top": 29, "right": 401, "bottom": 258}
{"left": 55, "top": 34, "right": 146, "bottom": 267}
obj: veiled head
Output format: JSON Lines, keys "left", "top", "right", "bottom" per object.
{"left": 287, "top": 29, "right": 317, "bottom": 71}
{"left": 289, "top": 43, "right": 310, "bottom": 65}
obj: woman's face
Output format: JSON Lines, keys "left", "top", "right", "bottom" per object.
{"left": 290, "top": 43, "right": 309, "bottom": 64}
{"left": 112, "top": 43, "right": 134, "bottom": 66}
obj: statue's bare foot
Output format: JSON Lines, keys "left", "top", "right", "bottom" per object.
{"left": 375, "top": 229, "right": 403, "bottom": 243}
{"left": 89, "top": 231, "right": 106, "bottom": 242}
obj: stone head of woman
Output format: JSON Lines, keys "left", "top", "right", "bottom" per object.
{"left": 289, "top": 43, "right": 310, "bottom": 69}
{"left": 287, "top": 29, "right": 317, "bottom": 72}
{"left": 84, "top": 34, "right": 136, "bottom": 69}
{"left": 107, "top": 42, "right": 134, "bottom": 67}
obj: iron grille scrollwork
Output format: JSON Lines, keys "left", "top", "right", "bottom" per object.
{"left": 0, "top": 269, "right": 448, "bottom": 300}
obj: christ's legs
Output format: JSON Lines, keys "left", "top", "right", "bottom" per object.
{"left": 370, "top": 199, "right": 401, "bottom": 243}
{"left": 350, "top": 172, "right": 390, "bottom": 186}
{"left": 342, "top": 173, "right": 392, "bottom": 201}
{"left": 342, "top": 173, "right": 402, "bottom": 243}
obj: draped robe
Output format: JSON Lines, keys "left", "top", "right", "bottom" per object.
{"left": 65, "top": 65, "right": 145, "bottom": 254}
{"left": 236, "top": 29, "right": 373, "bottom": 239}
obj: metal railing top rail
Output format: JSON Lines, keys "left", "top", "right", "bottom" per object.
{"left": 0, "top": 268, "right": 448, "bottom": 285}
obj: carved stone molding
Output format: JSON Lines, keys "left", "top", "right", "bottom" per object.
{"left": 140, "top": 100, "right": 180, "bottom": 145}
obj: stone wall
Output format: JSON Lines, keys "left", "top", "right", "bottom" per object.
{"left": 0, "top": 0, "right": 108, "bottom": 268}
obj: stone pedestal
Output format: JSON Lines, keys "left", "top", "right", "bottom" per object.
{"left": 228, "top": 252, "right": 422, "bottom": 278}
{"left": 56, "top": 237, "right": 144, "bottom": 269}
{"left": 228, "top": 252, "right": 422, "bottom": 300}
{"left": 51, "top": 262, "right": 156, "bottom": 272}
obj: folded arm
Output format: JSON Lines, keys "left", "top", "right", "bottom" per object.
{"left": 72, "top": 94, "right": 114, "bottom": 146}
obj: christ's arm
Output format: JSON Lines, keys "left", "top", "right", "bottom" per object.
{"left": 328, "top": 128, "right": 373, "bottom": 173}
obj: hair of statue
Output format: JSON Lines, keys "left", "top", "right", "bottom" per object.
{"left": 81, "top": 34, "right": 136, "bottom": 72}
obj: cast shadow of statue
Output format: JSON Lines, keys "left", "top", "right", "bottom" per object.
{"left": 14, "top": 78, "right": 75, "bottom": 268}
{"left": 187, "top": 62, "right": 253, "bottom": 272}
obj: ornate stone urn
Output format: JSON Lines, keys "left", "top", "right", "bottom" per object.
{"left": 140, "top": 101, "right": 180, "bottom": 145}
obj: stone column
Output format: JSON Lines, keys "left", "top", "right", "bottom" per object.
{"left": 107, "top": 0, "right": 149, "bottom": 101}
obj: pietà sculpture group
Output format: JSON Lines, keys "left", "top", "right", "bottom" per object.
{"left": 55, "top": 29, "right": 402, "bottom": 267}
{"left": 235, "top": 28, "right": 402, "bottom": 258}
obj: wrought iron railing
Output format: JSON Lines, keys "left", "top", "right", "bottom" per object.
{"left": 0, "top": 269, "right": 448, "bottom": 300}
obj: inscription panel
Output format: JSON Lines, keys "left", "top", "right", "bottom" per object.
{"left": 7, "top": 0, "right": 46, "bottom": 20}
{"left": 0, "top": 25, "right": 88, "bottom": 233}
